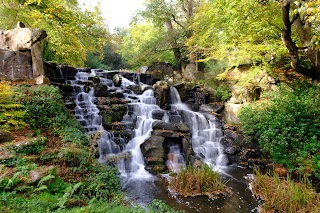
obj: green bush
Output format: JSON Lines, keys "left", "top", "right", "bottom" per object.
{"left": 0, "top": 82, "right": 28, "bottom": 131}
{"left": 239, "top": 83, "right": 320, "bottom": 178}
{"left": 15, "top": 85, "right": 88, "bottom": 145}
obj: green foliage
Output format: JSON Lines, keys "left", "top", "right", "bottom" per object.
{"left": 169, "top": 165, "right": 228, "bottom": 198}
{"left": 0, "top": 0, "right": 108, "bottom": 67}
{"left": 16, "top": 85, "right": 88, "bottom": 145}
{"left": 119, "top": 22, "right": 175, "bottom": 69}
{"left": 215, "top": 84, "right": 231, "bottom": 101}
{"left": 86, "top": 52, "right": 111, "bottom": 70}
{"left": 149, "top": 199, "right": 183, "bottom": 213}
{"left": 239, "top": 83, "right": 320, "bottom": 177}
{"left": 81, "top": 165, "right": 121, "bottom": 201}
{"left": 188, "top": 0, "right": 286, "bottom": 67}
{"left": 0, "top": 82, "right": 28, "bottom": 131}
{"left": 252, "top": 169, "right": 320, "bottom": 212}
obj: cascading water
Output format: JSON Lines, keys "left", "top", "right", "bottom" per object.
{"left": 66, "top": 70, "right": 259, "bottom": 212}
{"left": 119, "top": 88, "right": 160, "bottom": 179}
{"left": 169, "top": 86, "right": 228, "bottom": 170}
{"left": 71, "top": 70, "right": 120, "bottom": 161}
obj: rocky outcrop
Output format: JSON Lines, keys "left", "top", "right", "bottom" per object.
{"left": 222, "top": 124, "right": 268, "bottom": 167}
{"left": 141, "top": 121, "right": 193, "bottom": 174}
{"left": 0, "top": 22, "right": 47, "bottom": 82}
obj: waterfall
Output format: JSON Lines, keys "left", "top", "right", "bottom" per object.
{"left": 71, "top": 70, "right": 120, "bottom": 162}
{"left": 169, "top": 87, "right": 228, "bottom": 170}
{"left": 120, "top": 88, "right": 160, "bottom": 179}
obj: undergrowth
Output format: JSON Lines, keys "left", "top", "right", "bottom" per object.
{"left": 252, "top": 169, "right": 320, "bottom": 213}
{"left": 239, "top": 82, "right": 320, "bottom": 178}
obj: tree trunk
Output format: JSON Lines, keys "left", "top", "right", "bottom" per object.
{"left": 281, "top": 1, "right": 301, "bottom": 70}
{"left": 281, "top": 0, "right": 320, "bottom": 81}
{"left": 165, "top": 20, "right": 183, "bottom": 65}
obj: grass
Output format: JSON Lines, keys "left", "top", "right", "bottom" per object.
{"left": 168, "top": 165, "right": 229, "bottom": 198}
{"left": 252, "top": 169, "right": 320, "bottom": 213}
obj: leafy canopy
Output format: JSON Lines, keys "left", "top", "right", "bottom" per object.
{"left": 0, "top": 0, "right": 108, "bottom": 67}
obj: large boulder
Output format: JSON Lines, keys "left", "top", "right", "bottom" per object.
{"left": 0, "top": 22, "right": 47, "bottom": 81}
{"left": 0, "top": 22, "right": 47, "bottom": 51}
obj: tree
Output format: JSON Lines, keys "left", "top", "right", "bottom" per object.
{"left": 187, "top": 0, "right": 285, "bottom": 66}
{"left": 280, "top": 0, "right": 320, "bottom": 81}
{"left": 137, "top": 0, "right": 201, "bottom": 68}
{"left": 119, "top": 21, "right": 175, "bottom": 69}
{"left": 0, "top": 0, "right": 108, "bottom": 67}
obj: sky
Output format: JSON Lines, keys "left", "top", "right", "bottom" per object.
{"left": 78, "top": 0, "right": 145, "bottom": 32}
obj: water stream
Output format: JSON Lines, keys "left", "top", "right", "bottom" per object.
{"left": 70, "top": 69, "right": 259, "bottom": 212}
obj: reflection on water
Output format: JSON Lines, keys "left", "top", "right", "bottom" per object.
{"left": 123, "top": 166, "right": 260, "bottom": 213}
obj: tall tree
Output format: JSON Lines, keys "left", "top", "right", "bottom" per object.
{"left": 0, "top": 0, "right": 108, "bottom": 67}
{"left": 281, "top": 0, "right": 320, "bottom": 80}
{"left": 187, "top": 0, "right": 285, "bottom": 66}
{"left": 139, "top": 0, "right": 200, "bottom": 68}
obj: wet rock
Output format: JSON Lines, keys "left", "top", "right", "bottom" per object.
{"left": 152, "top": 130, "right": 181, "bottom": 138}
{"left": 152, "top": 121, "right": 178, "bottom": 131}
{"left": 223, "top": 102, "right": 243, "bottom": 124}
{"left": 152, "top": 110, "right": 165, "bottom": 120}
{"left": 175, "top": 123, "right": 190, "bottom": 132}
{"left": 94, "top": 84, "right": 110, "bottom": 97}
{"left": 0, "top": 130, "right": 14, "bottom": 144}
{"left": 140, "top": 136, "right": 165, "bottom": 154}
{"left": 113, "top": 74, "right": 122, "bottom": 86}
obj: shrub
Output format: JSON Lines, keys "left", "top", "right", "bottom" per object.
{"left": 0, "top": 81, "right": 28, "bottom": 131}
{"left": 168, "top": 165, "right": 228, "bottom": 198}
{"left": 239, "top": 83, "right": 320, "bottom": 178}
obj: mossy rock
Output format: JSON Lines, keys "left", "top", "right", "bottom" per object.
{"left": 14, "top": 137, "right": 47, "bottom": 155}
{"left": 59, "top": 144, "right": 88, "bottom": 167}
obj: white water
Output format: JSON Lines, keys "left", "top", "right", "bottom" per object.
{"left": 169, "top": 87, "right": 228, "bottom": 170}
{"left": 117, "top": 84, "right": 161, "bottom": 179}
{"left": 166, "top": 145, "right": 185, "bottom": 172}
{"left": 71, "top": 70, "right": 120, "bottom": 162}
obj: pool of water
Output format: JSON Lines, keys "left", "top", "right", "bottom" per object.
{"left": 123, "top": 166, "right": 261, "bottom": 212}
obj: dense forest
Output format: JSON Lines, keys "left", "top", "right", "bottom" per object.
{"left": 0, "top": 0, "right": 320, "bottom": 212}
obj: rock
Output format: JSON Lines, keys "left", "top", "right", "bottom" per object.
{"left": 29, "top": 166, "right": 56, "bottom": 183}
{"left": 0, "top": 22, "right": 47, "bottom": 51}
{"left": 207, "top": 102, "right": 225, "bottom": 114}
{"left": 113, "top": 74, "right": 122, "bottom": 86}
{"left": 223, "top": 102, "right": 243, "bottom": 124}
{"left": 153, "top": 81, "right": 169, "bottom": 108}
{"left": 95, "top": 84, "right": 110, "bottom": 97}
{"left": 35, "top": 75, "right": 50, "bottom": 85}
{"left": 139, "top": 83, "right": 152, "bottom": 92}
{"left": 139, "top": 66, "right": 148, "bottom": 74}
{"left": 140, "top": 136, "right": 165, "bottom": 154}
{"left": 147, "top": 62, "right": 174, "bottom": 79}
{"left": 174, "top": 123, "right": 190, "bottom": 132}
{"left": 0, "top": 50, "right": 33, "bottom": 81}
{"left": 0, "top": 23, "right": 47, "bottom": 81}
{"left": 152, "top": 121, "right": 178, "bottom": 131}
{"left": 152, "top": 110, "right": 165, "bottom": 120}
{"left": 15, "top": 137, "right": 46, "bottom": 150}
{"left": 0, "top": 130, "right": 14, "bottom": 144}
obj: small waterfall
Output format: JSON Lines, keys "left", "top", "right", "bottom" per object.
{"left": 169, "top": 87, "right": 228, "bottom": 170}
{"left": 71, "top": 70, "right": 120, "bottom": 161}
{"left": 120, "top": 88, "right": 160, "bottom": 179}
{"left": 166, "top": 145, "right": 185, "bottom": 172}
